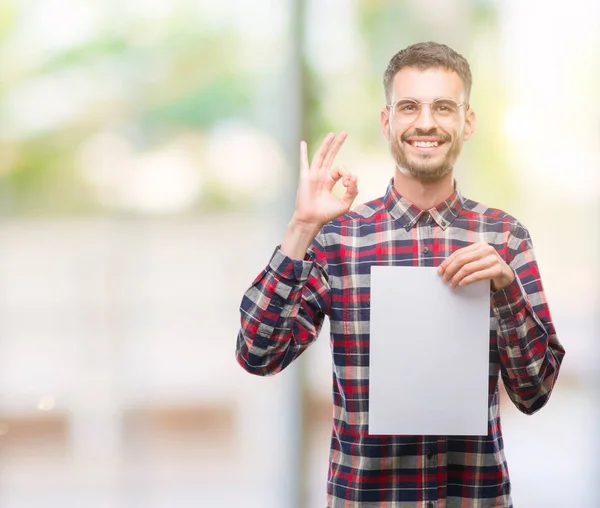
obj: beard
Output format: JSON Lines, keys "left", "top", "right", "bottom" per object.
{"left": 389, "top": 126, "right": 463, "bottom": 182}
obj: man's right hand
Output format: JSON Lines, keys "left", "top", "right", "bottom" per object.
{"left": 281, "top": 132, "right": 358, "bottom": 260}
{"left": 294, "top": 131, "right": 358, "bottom": 228}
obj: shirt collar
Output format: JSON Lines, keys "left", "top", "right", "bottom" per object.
{"left": 382, "top": 178, "right": 464, "bottom": 231}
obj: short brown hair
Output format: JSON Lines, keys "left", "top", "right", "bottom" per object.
{"left": 383, "top": 41, "right": 472, "bottom": 103}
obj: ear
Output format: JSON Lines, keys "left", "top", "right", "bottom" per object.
{"left": 463, "top": 107, "right": 476, "bottom": 140}
{"left": 381, "top": 107, "right": 391, "bottom": 141}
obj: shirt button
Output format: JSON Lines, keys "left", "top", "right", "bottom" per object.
{"left": 422, "top": 247, "right": 430, "bottom": 254}
{"left": 426, "top": 451, "right": 434, "bottom": 460}
{"left": 426, "top": 502, "right": 434, "bottom": 508}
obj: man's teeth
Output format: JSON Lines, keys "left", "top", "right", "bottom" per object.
{"left": 413, "top": 141, "right": 439, "bottom": 147}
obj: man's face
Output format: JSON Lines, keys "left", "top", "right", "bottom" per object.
{"left": 381, "top": 66, "right": 476, "bottom": 182}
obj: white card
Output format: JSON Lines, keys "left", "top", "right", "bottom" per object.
{"left": 368, "top": 266, "right": 490, "bottom": 436}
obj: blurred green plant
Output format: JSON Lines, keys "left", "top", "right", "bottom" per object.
{"left": 0, "top": 4, "right": 257, "bottom": 216}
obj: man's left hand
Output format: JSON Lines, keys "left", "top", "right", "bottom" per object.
{"left": 437, "top": 242, "right": 515, "bottom": 291}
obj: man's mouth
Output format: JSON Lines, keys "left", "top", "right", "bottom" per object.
{"left": 404, "top": 137, "right": 447, "bottom": 152}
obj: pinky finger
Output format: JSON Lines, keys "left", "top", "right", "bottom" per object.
{"left": 300, "top": 141, "right": 309, "bottom": 173}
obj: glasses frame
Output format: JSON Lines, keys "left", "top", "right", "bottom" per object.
{"left": 386, "top": 98, "right": 469, "bottom": 125}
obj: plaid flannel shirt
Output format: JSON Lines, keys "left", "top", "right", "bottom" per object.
{"left": 236, "top": 179, "right": 565, "bottom": 508}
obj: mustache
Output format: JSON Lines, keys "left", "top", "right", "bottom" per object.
{"left": 401, "top": 128, "right": 451, "bottom": 143}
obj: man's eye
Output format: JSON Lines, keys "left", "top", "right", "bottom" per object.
{"left": 433, "top": 101, "right": 458, "bottom": 115}
{"left": 398, "top": 103, "right": 417, "bottom": 112}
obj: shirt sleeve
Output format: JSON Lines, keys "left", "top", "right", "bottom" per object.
{"left": 235, "top": 232, "right": 331, "bottom": 376}
{"left": 491, "top": 225, "right": 565, "bottom": 414}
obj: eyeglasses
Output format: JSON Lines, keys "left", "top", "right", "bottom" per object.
{"left": 387, "top": 98, "right": 468, "bottom": 125}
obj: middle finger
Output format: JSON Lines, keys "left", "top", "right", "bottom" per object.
{"left": 311, "top": 133, "right": 336, "bottom": 170}
{"left": 321, "top": 131, "right": 347, "bottom": 170}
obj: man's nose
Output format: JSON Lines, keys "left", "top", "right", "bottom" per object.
{"left": 413, "top": 103, "right": 437, "bottom": 130}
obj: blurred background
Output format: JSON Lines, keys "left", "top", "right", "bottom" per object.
{"left": 0, "top": 0, "right": 598, "bottom": 506}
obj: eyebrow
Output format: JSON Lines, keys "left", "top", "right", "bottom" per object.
{"left": 394, "top": 96, "right": 457, "bottom": 102}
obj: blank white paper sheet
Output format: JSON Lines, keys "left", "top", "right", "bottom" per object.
{"left": 368, "top": 266, "right": 490, "bottom": 436}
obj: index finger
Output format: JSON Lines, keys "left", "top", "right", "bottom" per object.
{"left": 437, "top": 243, "right": 481, "bottom": 274}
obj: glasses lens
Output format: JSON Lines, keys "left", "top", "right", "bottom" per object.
{"left": 393, "top": 100, "right": 420, "bottom": 123}
{"left": 431, "top": 99, "right": 459, "bottom": 124}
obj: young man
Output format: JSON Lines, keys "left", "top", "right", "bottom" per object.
{"left": 235, "top": 41, "right": 565, "bottom": 507}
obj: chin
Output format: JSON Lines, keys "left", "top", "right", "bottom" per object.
{"left": 401, "top": 163, "right": 452, "bottom": 182}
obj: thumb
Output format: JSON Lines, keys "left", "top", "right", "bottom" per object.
{"left": 340, "top": 174, "right": 359, "bottom": 210}
{"left": 328, "top": 165, "right": 349, "bottom": 191}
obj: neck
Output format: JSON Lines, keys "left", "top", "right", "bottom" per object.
{"left": 393, "top": 168, "right": 455, "bottom": 210}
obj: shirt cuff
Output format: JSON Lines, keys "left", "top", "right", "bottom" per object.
{"left": 268, "top": 246, "right": 315, "bottom": 281}
{"left": 491, "top": 273, "right": 529, "bottom": 320}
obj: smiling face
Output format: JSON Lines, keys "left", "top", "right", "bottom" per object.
{"left": 381, "top": 66, "right": 476, "bottom": 182}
